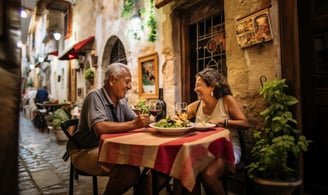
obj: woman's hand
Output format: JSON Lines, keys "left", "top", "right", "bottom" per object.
{"left": 209, "top": 119, "right": 225, "bottom": 127}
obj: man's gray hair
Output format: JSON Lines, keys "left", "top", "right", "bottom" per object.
{"left": 103, "top": 62, "right": 131, "bottom": 85}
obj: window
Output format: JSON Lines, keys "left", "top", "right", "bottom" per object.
{"left": 195, "top": 12, "right": 226, "bottom": 76}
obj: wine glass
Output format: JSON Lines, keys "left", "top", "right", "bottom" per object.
{"left": 148, "top": 99, "right": 163, "bottom": 122}
{"left": 175, "top": 102, "right": 188, "bottom": 120}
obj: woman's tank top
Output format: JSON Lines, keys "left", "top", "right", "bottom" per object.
{"left": 195, "top": 98, "right": 241, "bottom": 164}
{"left": 195, "top": 98, "right": 238, "bottom": 137}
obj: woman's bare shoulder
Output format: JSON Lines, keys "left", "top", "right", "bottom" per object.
{"left": 188, "top": 100, "right": 200, "bottom": 111}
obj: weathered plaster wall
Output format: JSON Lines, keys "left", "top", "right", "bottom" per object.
{"left": 224, "top": 0, "right": 279, "bottom": 130}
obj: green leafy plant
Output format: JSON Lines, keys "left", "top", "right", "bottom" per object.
{"left": 52, "top": 108, "right": 70, "bottom": 128}
{"left": 121, "top": 0, "right": 135, "bottom": 19}
{"left": 84, "top": 68, "right": 94, "bottom": 80}
{"left": 147, "top": 13, "right": 157, "bottom": 42}
{"left": 146, "top": 0, "right": 157, "bottom": 42}
{"left": 134, "top": 98, "right": 149, "bottom": 114}
{"left": 246, "top": 79, "right": 311, "bottom": 181}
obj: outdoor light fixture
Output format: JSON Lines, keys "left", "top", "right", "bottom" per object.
{"left": 20, "top": 8, "right": 29, "bottom": 18}
{"left": 16, "top": 41, "right": 23, "bottom": 48}
{"left": 38, "top": 56, "right": 45, "bottom": 63}
{"left": 53, "top": 32, "right": 62, "bottom": 40}
{"left": 128, "top": 11, "right": 143, "bottom": 40}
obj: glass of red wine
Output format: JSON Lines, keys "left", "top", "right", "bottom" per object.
{"left": 148, "top": 99, "right": 163, "bottom": 122}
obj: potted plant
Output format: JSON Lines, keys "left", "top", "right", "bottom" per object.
{"left": 84, "top": 68, "right": 94, "bottom": 84}
{"left": 246, "top": 78, "right": 311, "bottom": 195}
{"left": 52, "top": 108, "right": 70, "bottom": 142}
{"left": 132, "top": 98, "right": 149, "bottom": 115}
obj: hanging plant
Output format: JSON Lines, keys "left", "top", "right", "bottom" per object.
{"left": 84, "top": 68, "right": 94, "bottom": 80}
{"left": 147, "top": 14, "right": 157, "bottom": 42}
{"left": 121, "top": 0, "right": 135, "bottom": 19}
{"left": 146, "top": 0, "right": 157, "bottom": 42}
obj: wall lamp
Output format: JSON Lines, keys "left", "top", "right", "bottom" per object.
{"left": 53, "top": 32, "right": 62, "bottom": 40}
{"left": 20, "top": 8, "right": 30, "bottom": 18}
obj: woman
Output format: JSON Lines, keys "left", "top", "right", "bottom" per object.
{"left": 174, "top": 68, "right": 249, "bottom": 195}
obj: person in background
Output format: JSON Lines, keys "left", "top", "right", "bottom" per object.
{"left": 174, "top": 68, "right": 249, "bottom": 195}
{"left": 68, "top": 63, "right": 152, "bottom": 195}
{"left": 35, "top": 85, "right": 49, "bottom": 107}
{"left": 23, "top": 85, "right": 37, "bottom": 106}
{"left": 22, "top": 85, "right": 37, "bottom": 120}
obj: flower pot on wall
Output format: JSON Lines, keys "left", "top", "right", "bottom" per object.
{"left": 251, "top": 177, "right": 302, "bottom": 195}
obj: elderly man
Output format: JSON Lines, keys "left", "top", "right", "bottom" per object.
{"left": 68, "top": 63, "right": 152, "bottom": 194}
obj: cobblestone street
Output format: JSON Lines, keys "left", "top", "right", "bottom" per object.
{"left": 18, "top": 112, "right": 109, "bottom": 195}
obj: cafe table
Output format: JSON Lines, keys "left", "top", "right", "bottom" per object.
{"left": 36, "top": 102, "right": 71, "bottom": 112}
{"left": 98, "top": 127, "right": 235, "bottom": 192}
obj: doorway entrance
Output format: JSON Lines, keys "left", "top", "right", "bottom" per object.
{"left": 298, "top": 0, "right": 328, "bottom": 193}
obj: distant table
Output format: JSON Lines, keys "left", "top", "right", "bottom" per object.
{"left": 37, "top": 102, "right": 71, "bottom": 112}
{"left": 98, "top": 127, "right": 235, "bottom": 191}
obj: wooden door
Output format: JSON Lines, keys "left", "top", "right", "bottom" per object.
{"left": 298, "top": 0, "right": 328, "bottom": 193}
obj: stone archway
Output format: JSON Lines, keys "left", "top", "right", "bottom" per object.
{"left": 102, "top": 36, "right": 127, "bottom": 70}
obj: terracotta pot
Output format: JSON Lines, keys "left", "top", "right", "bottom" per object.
{"left": 54, "top": 127, "right": 68, "bottom": 142}
{"left": 251, "top": 177, "right": 302, "bottom": 195}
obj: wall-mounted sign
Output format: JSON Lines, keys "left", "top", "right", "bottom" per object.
{"left": 235, "top": 6, "right": 273, "bottom": 48}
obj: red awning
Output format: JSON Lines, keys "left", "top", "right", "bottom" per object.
{"left": 47, "top": 51, "right": 58, "bottom": 56}
{"left": 58, "top": 36, "right": 95, "bottom": 60}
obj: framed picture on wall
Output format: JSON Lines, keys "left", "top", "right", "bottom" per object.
{"left": 235, "top": 6, "right": 273, "bottom": 48}
{"left": 138, "top": 52, "right": 159, "bottom": 99}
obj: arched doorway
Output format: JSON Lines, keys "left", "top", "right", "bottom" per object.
{"left": 102, "top": 36, "right": 127, "bottom": 69}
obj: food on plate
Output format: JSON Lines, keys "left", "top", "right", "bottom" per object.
{"left": 195, "top": 121, "right": 207, "bottom": 127}
{"left": 153, "top": 115, "right": 190, "bottom": 128}
{"left": 193, "top": 121, "right": 216, "bottom": 129}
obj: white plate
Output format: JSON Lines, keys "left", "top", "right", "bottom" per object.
{"left": 149, "top": 123, "right": 193, "bottom": 135}
{"left": 191, "top": 122, "right": 216, "bottom": 130}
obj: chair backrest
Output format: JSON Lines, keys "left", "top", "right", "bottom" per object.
{"left": 236, "top": 128, "right": 251, "bottom": 170}
{"left": 61, "top": 118, "right": 80, "bottom": 148}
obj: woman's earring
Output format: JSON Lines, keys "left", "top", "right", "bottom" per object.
{"left": 211, "top": 91, "right": 213, "bottom": 97}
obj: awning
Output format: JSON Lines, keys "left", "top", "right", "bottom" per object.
{"left": 58, "top": 36, "right": 95, "bottom": 60}
{"left": 47, "top": 51, "right": 58, "bottom": 56}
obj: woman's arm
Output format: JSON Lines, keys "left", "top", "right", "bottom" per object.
{"left": 223, "top": 95, "right": 249, "bottom": 129}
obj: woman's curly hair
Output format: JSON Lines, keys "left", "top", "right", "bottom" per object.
{"left": 196, "top": 68, "right": 232, "bottom": 99}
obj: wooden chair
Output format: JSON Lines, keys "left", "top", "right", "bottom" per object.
{"left": 61, "top": 118, "right": 98, "bottom": 195}
{"left": 223, "top": 128, "right": 251, "bottom": 195}
{"left": 33, "top": 109, "right": 48, "bottom": 132}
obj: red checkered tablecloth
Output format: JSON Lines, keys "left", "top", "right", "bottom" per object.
{"left": 98, "top": 127, "right": 235, "bottom": 191}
